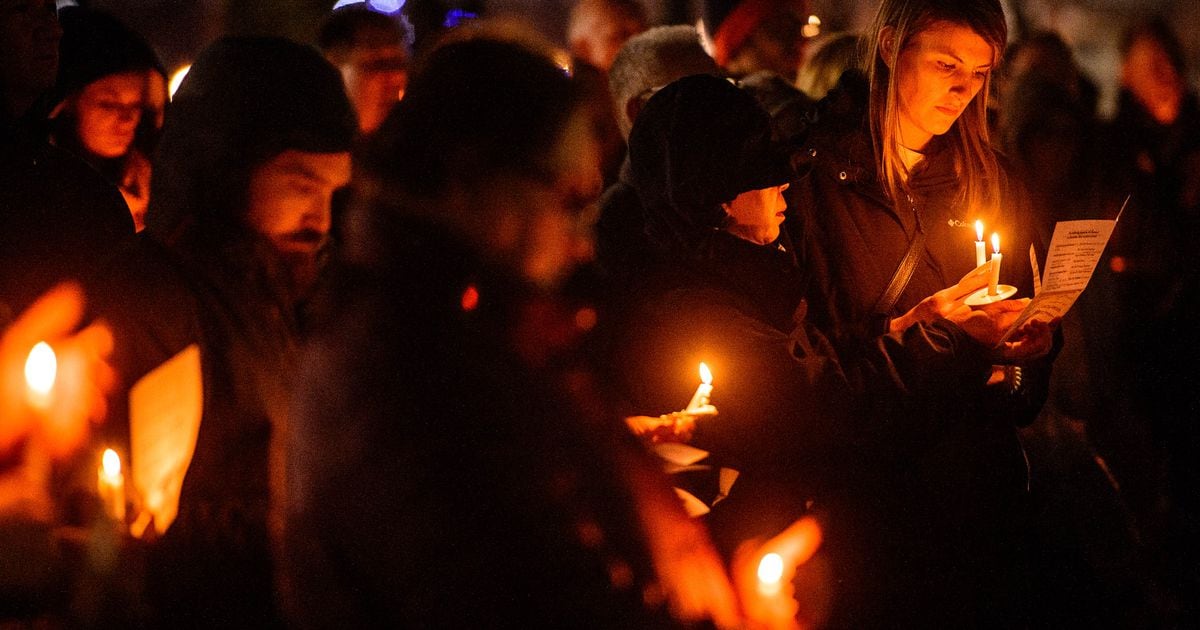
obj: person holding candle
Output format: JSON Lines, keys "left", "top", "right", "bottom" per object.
{"left": 787, "top": 0, "right": 1059, "bottom": 623}
{"left": 0, "top": 282, "right": 114, "bottom": 618}
{"left": 85, "top": 38, "right": 358, "bottom": 626}
{"left": 609, "top": 73, "right": 1050, "bottom": 627}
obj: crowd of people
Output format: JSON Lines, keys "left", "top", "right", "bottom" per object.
{"left": 2, "top": 0, "right": 1198, "bottom": 626}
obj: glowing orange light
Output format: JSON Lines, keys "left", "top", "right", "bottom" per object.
{"left": 975, "top": 220, "right": 984, "bottom": 242}
{"left": 574, "top": 307, "right": 597, "bottom": 331}
{"left": 98, "top": 448, "right": 126, "bottom": 523}
{"left": 102, "top": 448, "right": 121, "bottom": 478}
{"left": 802, "top": 15, "right": 821, "bottom": 38}
{"left": 757, "top": 552, "right": 785, "bottom": 595}
{"left": 699, "top": 362, "right": 712, "bottom": 385}
{"left": 460, "top": 284, "right": 480, "bottom": 311}
{"left": 168, "top": 64, "right": 191, "bottom": 101}
{"left": 991, "top": 232, "right": 1001, "bottom": 255}
{"left": 24, "top": 341, "right": 56, "bottom": 407}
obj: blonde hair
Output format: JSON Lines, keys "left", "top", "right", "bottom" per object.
{"left": 866, "top": 0, "right": 1006, "bottom": 218}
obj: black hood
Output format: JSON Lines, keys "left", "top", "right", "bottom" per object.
{"left": 145, "top": 37, "right": 356, "bottom": 247}
{"left": 54, "top": 6, "right": 163, "bottom": 104}
{"left": 628, "top": 74, "right": 791, "bottom": 252}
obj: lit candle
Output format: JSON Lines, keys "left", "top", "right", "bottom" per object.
{"left": 741, "top": 517, "right": 823, "bottom": 627}
{"left": 975, "top": 220, "right": 986, "bottom": 267}
{"left": 988, "top": 232, "right": 1002, "bottom": 296}
{"left": 98, "top": 448, "right": 126, "bottom": 523}
{"left": 685, "top": 362, "right": 713, "bottom": 412}
{"left": 757, "top": 552, "right": 785, "bottom": 596}
{"left": 24, "top": 341, "right": 56, "bottom": 410}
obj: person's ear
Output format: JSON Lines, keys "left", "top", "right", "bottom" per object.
{"left": 878, "top": 26, "right": 897, "bottom": 69}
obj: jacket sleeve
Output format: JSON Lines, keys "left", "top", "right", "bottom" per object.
{"left": 612, "top": 287, "right": 993, "bottom": 479}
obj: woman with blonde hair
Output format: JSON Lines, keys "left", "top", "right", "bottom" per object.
{"left": 790, "top": 0, "right": 1057, "bottom": 624}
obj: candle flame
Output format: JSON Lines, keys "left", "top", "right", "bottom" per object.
{"left": 102, "top": 449, "right": 121, "bottom": 477}
{"left": 975, "top": 220, "right": 984, "bottom": 241}
{"left": 168, "top": 64, "right": 191, "bottom": 101}
{"left": 699, "top": 362, "right": 712, "bottom": 385}
{"left": 757, "top": 552, "right": 784, "bottom": 586}
{"left": 991, "top": 232, "right": 1000, "bottom": 254}
{"left": 24, "top": 341, "right": 56, "bottom": 396}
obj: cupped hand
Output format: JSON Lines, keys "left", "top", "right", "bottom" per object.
{"left": 0, "top": 283, "right": 114, "bottom": 459}
{"left": 625, "top": 407, "right": 717, "bottom": 444}
{"left": 890, "top": 263, "right": 990, "bottom": 333}
{"left": 994, "top": 317, "right": 1058, "bottom": 363}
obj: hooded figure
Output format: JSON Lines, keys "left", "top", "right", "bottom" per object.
{"left": 89, "top": 37, "right": 355, "bottom": 626}
{"left": 51, "top": 6, "right": 166, "bottom": 230}
{"left": 0, "top": 1, "right": 134, "bottom": 316}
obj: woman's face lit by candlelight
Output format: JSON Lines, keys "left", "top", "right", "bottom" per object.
{"left": 884, "top": 21, "right": 996, "bottom": 150}
{"left": 73, "top": 71, "right": 148, "bottom": 158}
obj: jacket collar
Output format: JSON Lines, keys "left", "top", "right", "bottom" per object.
{"left": 799, "top": 71, "right": 963, "bottom": 221}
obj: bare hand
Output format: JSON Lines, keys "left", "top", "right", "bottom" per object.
{"left": 890, "top": 263, "right": 990, "bottom": 333}
{"left": 994, "top": 317, "right": 1058, "bottom": 363}
{"left": 120, "top": 150, "right": 152, "bottom": 232}
{"left": 0, "top": 283, "right": 114, "bottom": 459}
{"left": 731, "top": 517, "right": 824, "bottom": 629}
{"left": 945, "top": 298, "right": 1030, "bottom": 347}
{"left": 625, "top": 407, "right": 717, "bottom": 444}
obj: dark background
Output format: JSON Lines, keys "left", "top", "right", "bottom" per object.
{"left": 77, "top": 0, "right": 1200, "bottom": 119}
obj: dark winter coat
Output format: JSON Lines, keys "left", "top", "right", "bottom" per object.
{"left": 90, "top": 234, "right": 292, "bottom": 627}
{"left": 612, "top": 72, "right": 1026, "bottom": 625}
{"left": 789, "top": 71, "right": 1056, "bottom": 625}
{"left": 284, "top": 216, "right": 693, "bottom": 628}
{"left": 0, "top": 112, "right": 133, "bottom": 315}
{"left": 87, "top": 37, "right": 355, "bottom": 626}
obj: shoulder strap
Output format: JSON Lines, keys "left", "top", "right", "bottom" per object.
{"left": 872, "top": 228, "right": 926, "bottom": 317}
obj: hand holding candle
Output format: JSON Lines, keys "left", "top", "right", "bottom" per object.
{"left": 735, "top": 517, "right": 825, "bottom": 629}
{"left": 0, "top": 283, "right": 114, "bottom": 459}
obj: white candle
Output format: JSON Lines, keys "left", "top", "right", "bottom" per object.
{"left": 24, "top": 341, "right": 56, "bottom": 410}
{"left": 974, "top": 220, "right": 986, "bottom": 267}
{"left": 988, "top": 233, "right": 1002, "bottom": 296}
{"left": 685, "top": 362, "right": 713, "bottom": 412}
{"left": 98, "top": 448, "right": 126, "bottom": 523}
